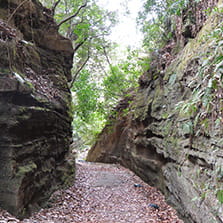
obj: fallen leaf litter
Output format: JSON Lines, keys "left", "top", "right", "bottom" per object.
{"left": 0, "top": 161, "right": 184, "bottom": 223}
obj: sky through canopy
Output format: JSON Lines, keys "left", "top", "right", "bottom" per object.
{"left": 97, "top": 0, "right": 143, "bottom": 47}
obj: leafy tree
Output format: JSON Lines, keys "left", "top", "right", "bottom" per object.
{"left": 57, "top": 0, "right": 117, "bottom": 87}
{"left": 39, "top": 0, "right": 149, "bottom": 148}
{"left": 137, "top": 0, "right": 188, "bottom": 49}
{"left": 103, "top": 47, "right": 146, "bottom": 106}
{"left": 73, "top": 70, "right": 98, "bottom": 122}
{"left": 72, "top": 69, "right": 105, "bottom": 146}
{"left": 71, "top": 46, "right": 146, "bottom": 147}
{"left": 40, "top": 0, "right": 117, "bottom": 86}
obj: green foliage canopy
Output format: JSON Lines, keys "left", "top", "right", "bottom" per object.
{"left": 137, "top": 0, "right": 190, "bottom": 49}
{"left": 71, "top": 46, "right": 145, "bottom": 146}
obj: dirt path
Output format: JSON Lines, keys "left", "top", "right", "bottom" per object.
{"left": 0, "top": 161, "right": 184, "bottom": 223}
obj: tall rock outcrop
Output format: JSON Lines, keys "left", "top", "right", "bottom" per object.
{"left": 87, "top": 1, "right": 223, "bottom": 222}
{"left": 0, "top": 0, "right": 75, "bottom": 218}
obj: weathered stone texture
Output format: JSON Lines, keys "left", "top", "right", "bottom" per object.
{"left": 87, "top": 1, "right": 223, "bottom": 223}
{"left": 0, "top": 0, "right": 75, "bottom": 218}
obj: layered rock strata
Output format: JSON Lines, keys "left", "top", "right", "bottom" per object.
{"left": 87, "top": 1, "right": 223, "bottom": 222}
{"left": 0, "top": 0, "right": 75, "bottom": 218}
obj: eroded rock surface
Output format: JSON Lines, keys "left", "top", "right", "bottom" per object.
{"left": 87, "top": 1, "right": 223, "bottom": 222}
{"left": 0, "top": 0, "right": 75, "bottom": 218}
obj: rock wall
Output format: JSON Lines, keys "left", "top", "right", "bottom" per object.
{"left": 0, "top": 0, "right": 75, "bottom": 218}
{"left": 87, "top": 1, "right": 223, "bottom": 222}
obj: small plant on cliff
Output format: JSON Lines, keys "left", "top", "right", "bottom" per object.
{"left": 176, "top": 20, "right": 223, "bottom": 135}
{"left": 216, "top": 190, "right": 223, "bottom": 204}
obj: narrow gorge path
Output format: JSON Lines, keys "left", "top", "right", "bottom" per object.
{"left": 0, "top": 161, "right": 183, "bottom": 223}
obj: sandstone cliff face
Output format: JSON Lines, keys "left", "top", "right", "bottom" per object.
{"left": 87, "top": 1, "right": 223, "bottom": 222}
{"left": 0, "top": 0, "right": 75, "bottom": 218}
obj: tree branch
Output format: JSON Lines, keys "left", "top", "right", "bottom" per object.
{"left": 66, "top": 17, "right": 84, "bottom": 40}
{"left": 73, "top": 37, "right": 88, "bottom": 52}
{"left": 102, "top": 45, "right": 115, "bottom": 75}
{"left": 57, "top": 1, "right": 87, "bottom": 28}
{"left": 51, "top": 0, "right": 61, "bottom": 16}
{"left": 98, "top": 61, "right": 109, "bottom": 77}
{"left": 73, "top": 33, "right": 105, "bottom": 53}
{"left": 73, "top": 16, "right": 84, "bottom": 26}
{"left": 70, "top": 48, "right": 90, "bottom": 88}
